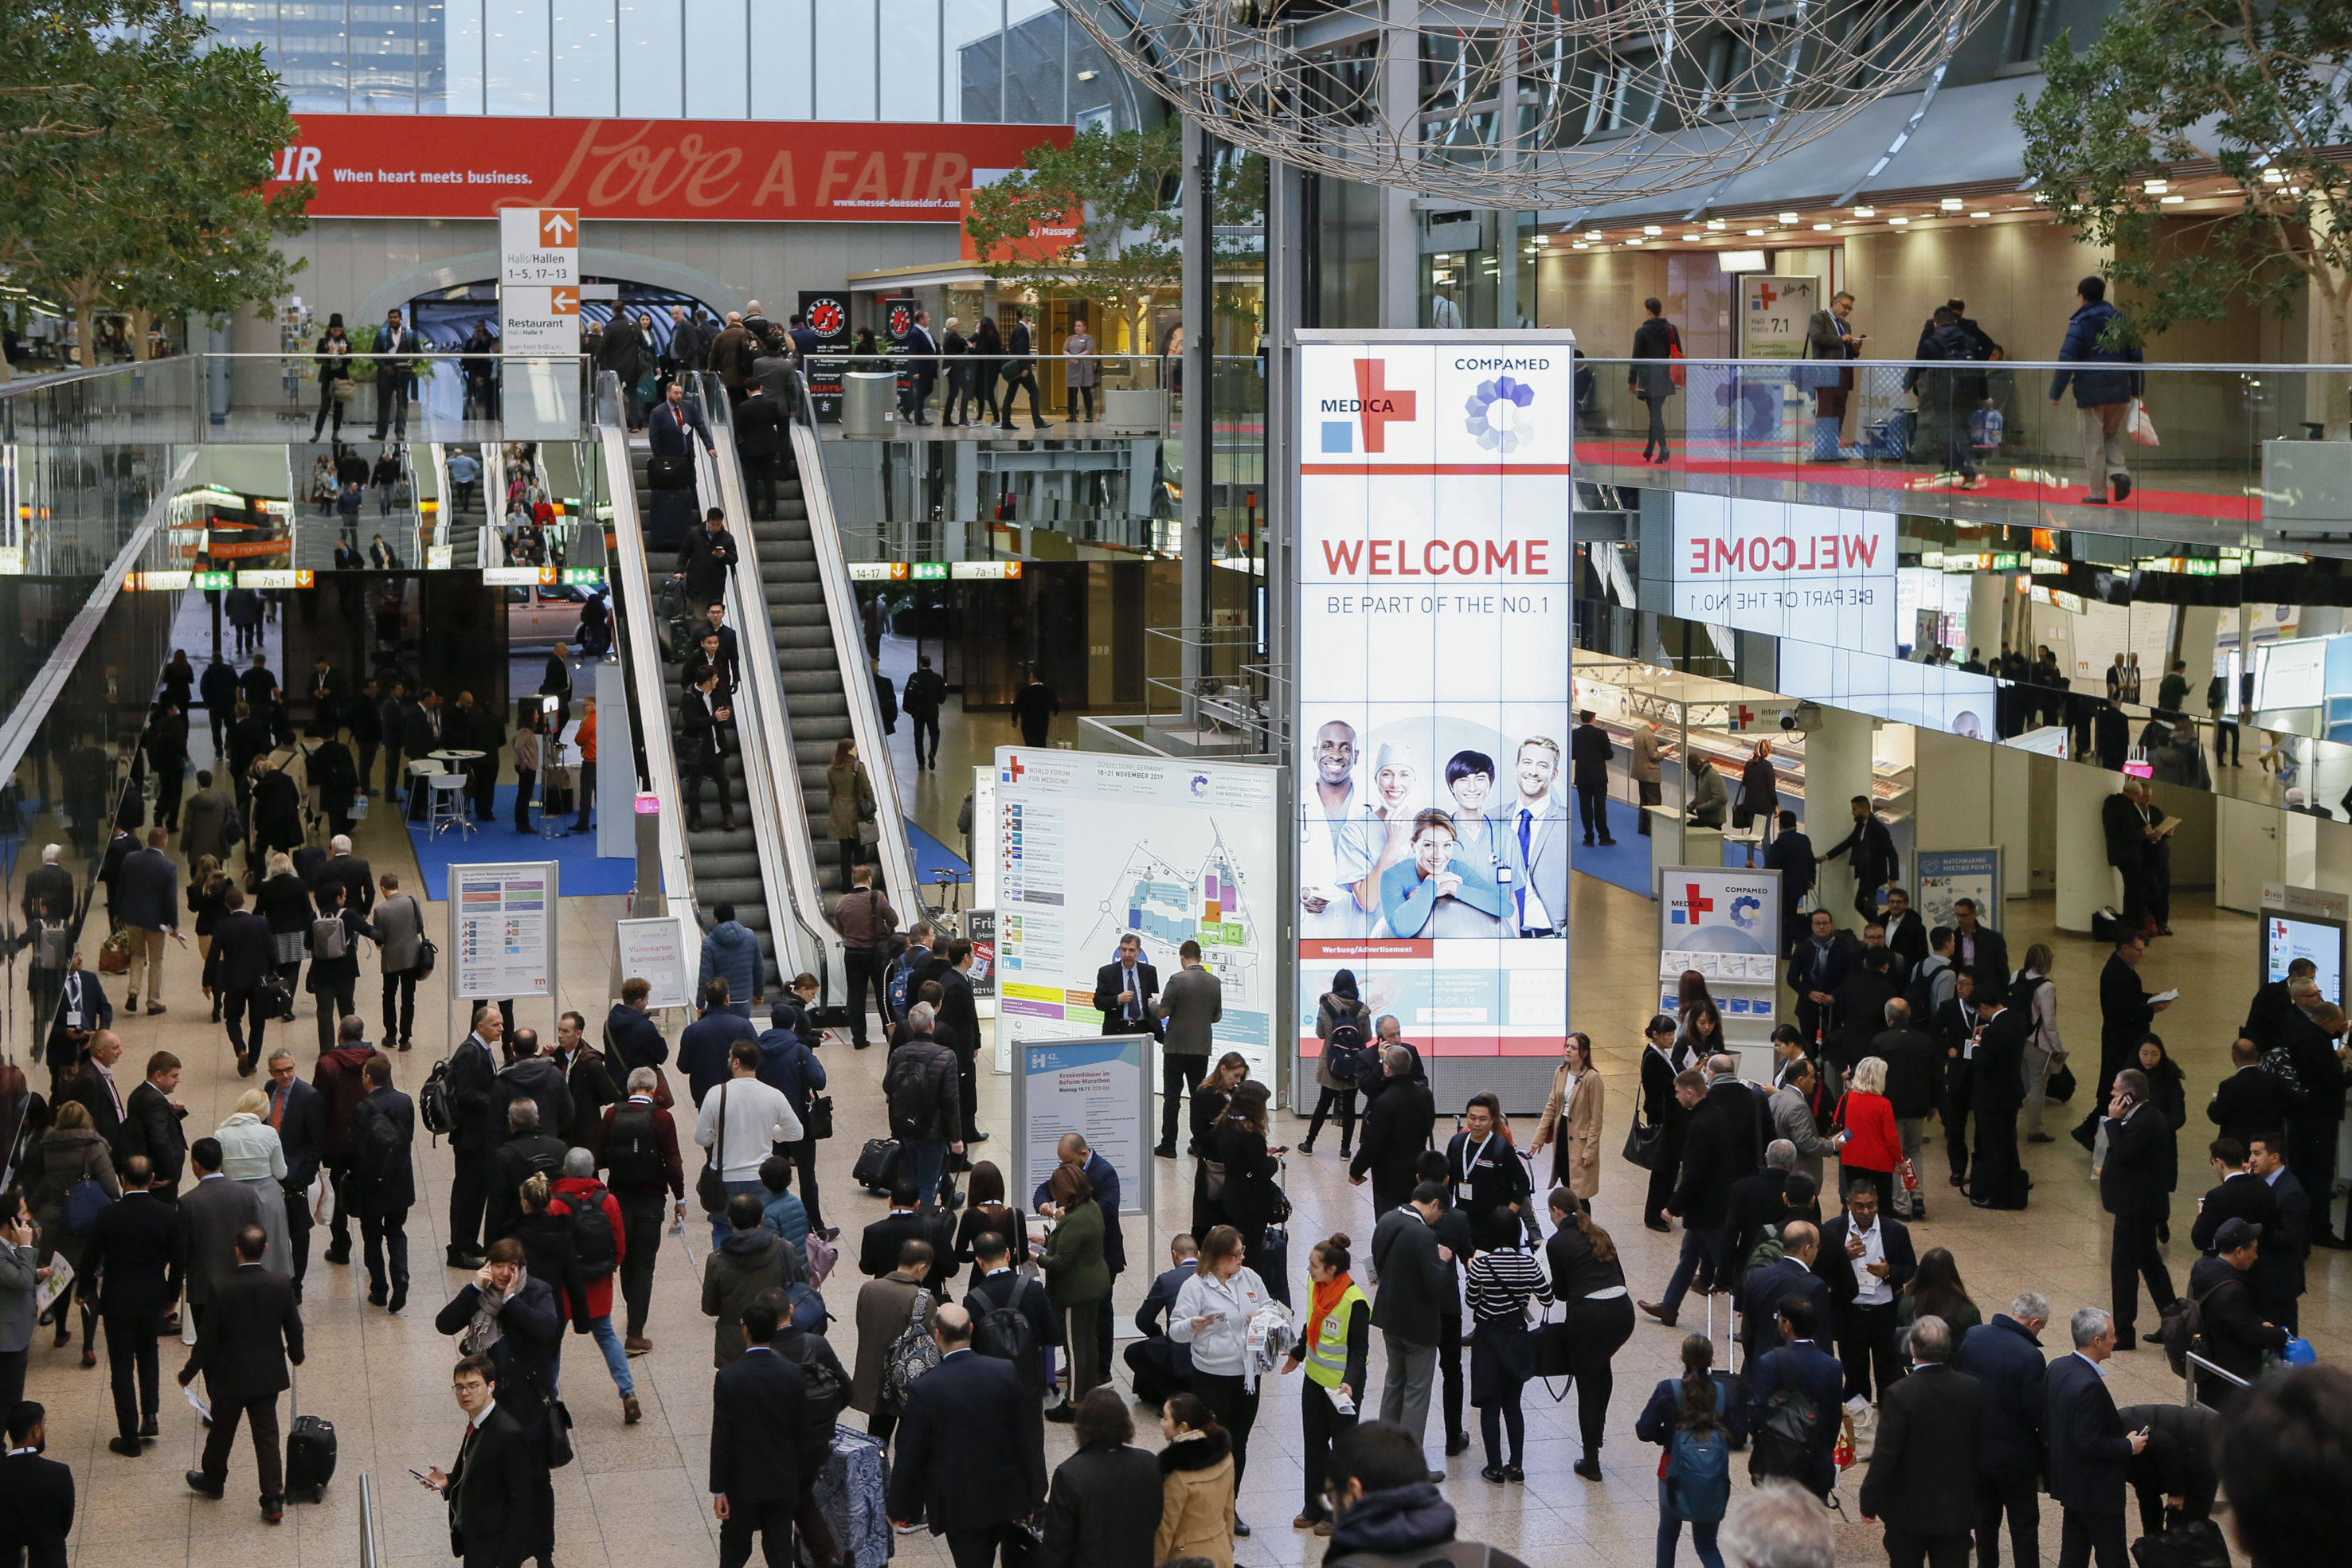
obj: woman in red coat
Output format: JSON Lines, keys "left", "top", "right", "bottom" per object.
{"left": 550, "top": 1156, "right": 639, "bottom": 1424}
{"left": 1833, "top": 1056, "right": 1904, "bottom": 1211}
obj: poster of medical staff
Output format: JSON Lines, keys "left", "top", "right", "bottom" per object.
{"left": 1293, "top": 331, "right": 1577, "bottom": 1098}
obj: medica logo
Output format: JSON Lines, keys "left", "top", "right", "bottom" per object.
{"left": 1319, "top": 360, "right": 1419, "bottom": 454}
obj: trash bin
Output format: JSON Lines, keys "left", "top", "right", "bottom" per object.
{"left": 843, "top": 371, "right": 896, "bottom": 439}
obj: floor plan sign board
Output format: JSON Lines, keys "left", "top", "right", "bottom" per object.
{"left": 994, "top": 749, "right": 1279, "bottom": 1084}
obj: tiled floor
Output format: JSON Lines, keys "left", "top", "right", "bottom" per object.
{"left": 22, "top": 668, "right": 2316, "bottom": 1568}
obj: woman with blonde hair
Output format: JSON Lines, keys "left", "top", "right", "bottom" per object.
{"left": 1835, "top": 1055, "right": 1904, "bottom": 1211}
{"left": 1532, "top": 1031, "right": 1605, "bottom": 1205}
{"left": 215, "top": 1086, "right": 294, "bottom": 1275}
{"left": 255, "top": 847, "right": 315, "bottom": 1010}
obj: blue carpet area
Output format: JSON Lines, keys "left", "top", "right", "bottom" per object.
{"left": 404, "top": 784, "right": 635, "bottom": 900}
{"left": 1572, "top": 829, "right": 1755, "bottom": 900}
{"left": 906, "top": 821, "right": 970, "bottom": 886}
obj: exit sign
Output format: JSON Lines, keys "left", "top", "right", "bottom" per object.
{"left": 910, "top": 562, "right": 949, "bottom": 581}
{"left": 559, "top": 567, "right": 603, "bottom": 586}
{"left": 194, "top": 569, "right": 233, "bottom": 589}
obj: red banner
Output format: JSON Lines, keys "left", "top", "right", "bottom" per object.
{"left": 271, "top": 115, "right": 1071, "bottom": 223}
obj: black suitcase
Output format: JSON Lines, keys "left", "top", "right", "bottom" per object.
{"left": 852, "top": 1137, "right": 901, "bottom": 1194}
{"left": 286, "top": 1412, "right": 337, "bottom": 1501}
{"left": 647, "top": 452, "right": 695, "bottom": 491}
{"left": 645, "top": 486, "right": 699, "bottom": 550}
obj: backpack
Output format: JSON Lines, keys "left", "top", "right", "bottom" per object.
{"left": 62, "top": 1176, "right": 115, "bottom": 1238}
{"left": 881, "top": 1288, "right": 941, "bottom": 1411}
{"left": 971, "top": 1286, "right": 1043, "bottom": 1392}
{"left": 1748, "top": 1385, "right": 1825, "bottom": 1485}
{"left": 802, "top": 1230, "right": 839, "bottom": 1287}
{"left": 1746, "top": 1224, "right": 1787, "bottom": 1275}
{"left": 2159, "top": 1274, "right": 2227, "bottom": 1376}
{"left": 884, "top": 1048, "right": 934, "bottom": 1142}
{"left": 886, "top": 951, "right": 919, "bottom": 1023}
{"left": 311, "top": 913, "right": 348, "bottom": 962}
{"left": 1321, "top": 1020, "right": 1370, "bottom": 1085}
{"left": 2258, "top": 1046, "right": 2309, "bottom": 1109}
{"left": 781, "top": 1327, "right": 847, "bottom": 1420}
{"left": 564, "top": 1183, "right": 617, "bottom": 1283}
{"left": 351, "top": 1101, "right": 405, "bottom": 1191}
{"left": 605, "top": 1105, "right": 663, "bottom": 1191}
{"left": 1665, "top": 1426, "right": 1732, "bottom": 1523}
{"left": 419, "top": 1058, "right": 456, "bottom": 1138}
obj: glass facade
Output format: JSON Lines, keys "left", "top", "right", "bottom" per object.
{"left": 193, "top": 0, "right": 1147, "bottom": 123}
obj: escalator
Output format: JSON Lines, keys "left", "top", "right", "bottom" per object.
{"left": 750, "top": 448, "right": 855, "bottom": 901}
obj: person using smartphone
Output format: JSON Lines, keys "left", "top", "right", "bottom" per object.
{"left": 2098, "top": 1068, "right": 2177, "bottom": 1351}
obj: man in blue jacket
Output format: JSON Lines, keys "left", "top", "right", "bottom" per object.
{"left": 1955, "top": 1292, "right": 2051, "bottom": 1568}
{"left": 699, "top": 903, "right": 761, "bottom": 1018}
{"left": 755, "top": 990, "right": 829, "bottom": 1240}
{"left": 2046, "top": 1307, "right": 2148, "bottom": 1568}
{"left": 1746, "top": 1295, "right": 1846, "bottom": 1500}
{"left": 2049, "top": 276, "right": 2145, "bottom": 507}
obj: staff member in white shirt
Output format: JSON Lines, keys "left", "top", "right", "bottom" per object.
{"left": 1820, "top": 1179, "right": 1916, "bottom": 1413}
{"left": 691, "top": 1038, "right": 802, "bottom": 1250}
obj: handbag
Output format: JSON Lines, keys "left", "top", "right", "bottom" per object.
{"left": 1668, "top": 338, "right": 1687, "bottom": 389}
{"left": 331, "top": 379, "right": 358, "bottom": 404}
{"left": 1622, "top": 1117, "right": 1665, "bottom": 1171}
{"left": 529, "top": 1373, "right": 575, "bottom": 1468}
{"left": 696, "top": 1081, "right": 730, "bottom": 1214}
{"left": 96, "top": 927, "right": 132, "bottom": 974}
{"left": 805, "top": 1093, "right": 836, "bottom": 1140}
{"left": 858, "top": 819, "right": 880, "bottom": 847}
{"left": 2047, "top": 1060, "right": 2077, "bottom": 1103}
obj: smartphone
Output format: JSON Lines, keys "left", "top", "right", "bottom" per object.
{"left": 409, "top": 1469, "right": 431, "bottom": 1484}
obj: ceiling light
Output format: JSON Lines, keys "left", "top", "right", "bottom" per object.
{"left": 1532, "top": 233, "right": 1548, "bottom": 244}
{"left": 1940, "top": 197, "right": 1963, "bottom": 210}
{"left": 1746, "top": 228, "right": 1766, "bottom": 236}
{"left": 2264, "top": 167, "right": 2287, "bottom": 183}
{"left": 1853, "top": 205, "right": 1876, "bottom": 217}
{"left": 1970, "top": 210, "right": 1992, "bottom": 218}
{"left": 1718, "top": 249, "right": 1768, "bottom": 272}
{"left": 1888, "top": 215, "right": 1910, "bottom": 225}
{"left": 2143, "top": 178, "right": 2168, "bottom": 194}
{"left": 1571, "top": 241, "right": 1590, "bottom": 249}
{"left": 1706, "top": 218, "right": 1727, "bottom": 230}
{"left": 1779, "top": 212, "right": 1800, "bottom": 224}
{"left": 1076, "top": 68, "right": 1098, "bottom": 80}
{"left": 1626, "top": 237, "right": 1643, "bottom": 244}
{"left": 1682, "top": 233, "right": 1701, "bottom": 241}
{"left": 2161, "top": 194, "right": 2186, "bottom": 204}
{"left": 1643, "top": 225, "right": 1663, "bottom": 235}
{"left": 1812, "top": 221, "right": 1833, "bottom": 231}
{"left": 1586, "top": 230, "right": 1603, "bottom": 240}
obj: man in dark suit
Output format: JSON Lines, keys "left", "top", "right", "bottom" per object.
{"left": 1123, "top": 1234, "right": 1197, "bottom": 1407}
{"left": 1858, "top": 1315, "right": 1983, "bottom": 1567}
{"left": 2100, "top": 1068, "right": 2177, "bottom": 1349}
{"left": 1954, "top": 1292, "right": 2050, "bottom": 1568}
{"left": 44, "top": 957, "right": 112, "bottom": 1101}
{"left": 710, "top": 1293, "right": 827, "bottom": 1568}
{"left": 484, "top": 1098, "right": 569, "bottom": 1248}
{"left": 446, "top": 1005, "right": 504, "bottom": 1267}
{"left": 76, "top": 1153, "right": 182, "bottom": 1455}
{"left": 1031, "top": 1133, "right": 1126, "bottom": 1364}
{"left": 1722, "top": 1154, "right": 1816, "bottom": 1303}
{"left": 68, "top": 1027, "right": 128, "bottom": 1151}
{"left": 1787, "top": 909, "right": 1854, "bottom": 1050}
{"left": 2248, "top": 1135, "right": 2310, "bottom": 1331}
{"left": 178, "top": 1226, "right": 305, "bottom": 1519}
{"left": 1089, "top": 933, "right": 1160, "bottom": 1039}
{"left": 120, "top": 1050, "right": 190, "bottom": 1192}
{"left": 2240, "top": 961, "right": 2311, "bottom": 1053}
{"left": 859, "top": 1182, "right": 949, "bottom": 1294}
{"left": 2207, "top": 1038, "right": 2294, "bottom": 1152}
{"left": 202, "top": 887, "right": 279, "bottom": 1073}
{"left": 1370, "top": 1184, "right": 1450, "bottom": 1451}
{"left": 1967, "top": 984, "right": 2032, "bottom": 1208}
{"left": 350, "top": 1054, "right": 417, "bottom": 1312}
{"left": 2277, "top": 990, "right": 2349, "bottom": 1246}
{"left": 1822, "top": 794, "right": 1899, "bottom": 925}
{"left": 1880, "top": 886, "right": 1930, "bottom": 976}
{"left": 2186, "top": 1219, "right": 2287, "bottom": 1410}
{"left": 1567, "top": 709, "right": 1615, "bottom": 846}
{"left": 2190, "top": 1138, "right": 2279, "bottom": 1255}
{"left": 1744, "top": 1296, "right": 1847, "bottom": 1500}
{"left": 177, "top": 1138, "right": 264, "bottom": 1335}
{"left": 1815, "top": 1179, "right": 1916, "bottom": 1405}
{"left": 886, "top": 1303, "right": 1048, "bottom": 1568}
{"left": 2079, "top": 934, "right": 2166, "bottom": 1149}
{"left": 252, "top": 1051, "right": 323, "bottom": 1290}
{"left": 1350, "top": 1046, "right": 1437, "bottom": 1220}
{"left": 1947, "top": 899, "right": 2008, "bottom": 994}
{"left": 679, "top": 669, "right": 735, "bottom": 835}
{"left": 1761, "top": 811, "right": 1814, "bottom": 952}
{"left": 2046, "top": 1308, "right": 2148, "bottom": 1568}
{"left": 0, "top": 1402, "right": 73, "bottom": 1568}
{"left": 898, "top": 310, "right": 940, "bottom": 425}
{"left": 425, "top": 1353, "right": 546, "bottom": 1568}
{"left": 1640, "top": 1069, "right": 1739, "bottom": 1329}
{"left": 1740, "top": 1220, "right": 1832, "bottom": 1363}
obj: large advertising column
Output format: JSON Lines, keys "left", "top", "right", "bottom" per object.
{"left": 1293, "top": 330, "right": 1577, "bottom": 1112}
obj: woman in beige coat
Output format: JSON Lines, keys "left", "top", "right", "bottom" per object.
{"left": 1154, "top": 1391, "right": 1236, "bottom": 1568}
{"left": 825, "top": 738, "right": 875, "bottom": 890}
{"left": 1532, "top": 1031, "right": 1604, "bottom": 1206}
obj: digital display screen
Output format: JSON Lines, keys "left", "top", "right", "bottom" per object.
{"left": 2265, "top": 914, "right": 2345, "bottom": 1008}
{"left": 1293, "top": 336, "right": 1575, "bottom": 1061}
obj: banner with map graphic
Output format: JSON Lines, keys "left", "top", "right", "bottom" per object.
{"left": 1292, "top": 330, "right": 1577, "bottom": 1108}
{"left": 993, "top": 749, "right": 1278, "bottom": 1084}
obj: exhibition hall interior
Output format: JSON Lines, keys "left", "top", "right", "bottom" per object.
{"left": 3, "top": 0, "right": 2350, "bottom": 1564}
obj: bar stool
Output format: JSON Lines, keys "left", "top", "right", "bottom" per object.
{"left": 426, "top": 773, "right": 474, "bottom": 838}
{"left": 407, "top": 758, "right": 439, "bottom": 821}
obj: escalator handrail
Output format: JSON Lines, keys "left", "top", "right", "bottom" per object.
{"left": 781, "top": 379, "right": 924, "bottom": 929}
{"left": 680, "top": 376, "right": 833, "bottom": 995}
{"left": 593, "top": 374, "right": 695, "bottom": 913}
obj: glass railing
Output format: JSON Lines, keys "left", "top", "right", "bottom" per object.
{"left": 1571, "top": 357, "right": 2350, "bottom": 545}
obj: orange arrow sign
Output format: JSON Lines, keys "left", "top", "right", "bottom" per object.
{"left": 550, "top": 286, "right": 578, "bottom": 314}
{"left": 540, "top": 209, "right": 577, "bottom": 245}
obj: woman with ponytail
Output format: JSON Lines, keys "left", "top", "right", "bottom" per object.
{"left": 1542, "top": 1187, "right": 1635, "bottom": 1480}
{"left": 1278, "top": 1233, "right": 1368, "bottom": 1535}
{"left": 1636, "top": 1335, "right": 1739, "bottom": 1566}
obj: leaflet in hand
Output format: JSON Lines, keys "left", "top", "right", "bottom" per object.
{"left": 2150, "top": 989, "right": 2181, "bottom": 1005}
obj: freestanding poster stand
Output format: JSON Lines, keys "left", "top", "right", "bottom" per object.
{"left": 447, "top": 861, "right": 560, "bottom": 1046}
{"left": 1656, "top": 864, "right": 1782, "bottom": 1082}
{"left": 1010, "top": 1034, "right": 1155, "bottom": 1332}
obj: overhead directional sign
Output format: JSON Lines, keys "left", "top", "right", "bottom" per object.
{"left": 499, "top": 207, "right": 578, "bottom": 286}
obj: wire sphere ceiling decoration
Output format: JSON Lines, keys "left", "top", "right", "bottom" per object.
{"left": 1065, "top": 0, "right": 2004, "bottom": 209}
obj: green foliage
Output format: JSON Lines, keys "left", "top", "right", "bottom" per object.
{"left": 1, "top": 0, "right": 310, "bottom": 352}
{"left": 962, "top": 124, "right": 1266, "bottom": 342}
{"left": 2016, "top": 0, "right": 2352, "bottom": 355}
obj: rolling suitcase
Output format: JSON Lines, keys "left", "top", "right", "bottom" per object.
{"left": 852, "top": 1137, "right": 902, "bottom": 1195}
{"left": 645, "top": 486, "right": 699, "bottom": 550}
{"left": 285, "top": 1372, "right": 337, "bottom": 1501}
{"left": 815, "top": 1422, "right": 893, "bottom": 1568}
{"left": 1704, "top": 1292, "right": 1750, "bottom": 1450}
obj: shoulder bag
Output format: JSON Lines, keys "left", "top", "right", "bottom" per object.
{"left": 1622, "top": 1114, "right": 1665, "bottom": 1171}
{"left": 696, "top": 1081, "right": 730, "bottom": 1214}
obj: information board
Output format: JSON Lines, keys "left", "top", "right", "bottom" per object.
{"left": 1657, "top": 865, "right": 1780, "bottom": 1079}
{"left": 614, "top": 914, "right": 695, "bottom": 1011}
{"left": 966, "top": 909, "right": 997, "bottom": 999}
{"left": 1292, "top": 330, "right": 1575, "bottom": 1101}
{"left": 1915, "top": 847, "right": 2003, "bottom": 932}
{"left": 1010, "top": 1035, "right": 1150, "bottom": 1223}
{"left": 448, "top": 862, "right": 559, "bottom": 999}
{"left": 1739, "top": 275, "right": 1819, "bottom": 359}
{"left": 996, "top": 750, "right": 1279, "bottom": 1084}
{"left": 2261, "top": 882, "right": 2349, "bottom": 1007}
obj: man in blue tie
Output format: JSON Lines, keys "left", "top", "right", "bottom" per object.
{"left": 1090, "top": 933, "right": 1161, "bottom": 1040}
{"left": 1505, "top": 737, "right": 1568, "bottom": 939}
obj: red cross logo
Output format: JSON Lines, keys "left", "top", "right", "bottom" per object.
{"left": 1005, "top": 756, "right": 1025, "bottom": 781}
{"left": 1755, "top": 282, "right": 1779, "bottom": 308}
{"left": 1733, "top": 705, "right": 1755, "bottom": 728}
{"left": 1352, "top": 359, "right": 1419, "bottom": 452}
{"left": 1683, "top": 883, "right": 1714, "bottom": 917}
